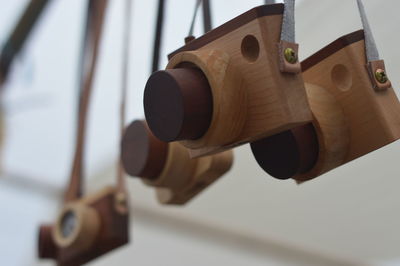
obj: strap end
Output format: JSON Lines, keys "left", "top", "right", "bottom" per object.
{"left": 366, "top": 60, "right": 391, "bottom": 91}
{"left": 278, "top": 40, "right": 301, "bottom": 74}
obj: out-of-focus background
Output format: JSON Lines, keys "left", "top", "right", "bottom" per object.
{"left": 0, "top": 0, "right": 399, "bottom": 265}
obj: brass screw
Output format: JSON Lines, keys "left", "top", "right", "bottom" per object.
{"left": 375, "top": 69, "right": 388, "bottom": 84}
{"left": 114, "top": 192, "right": 129, "bottom": 214}
{"left": 284, "top": 47, "right": 297, "bottom": 64}
{"left": 115, "top": 192, "right": 127, "bottom": 206}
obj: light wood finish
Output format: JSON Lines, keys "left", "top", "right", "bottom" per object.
{"left": 53, "top": 203, "right": 100, "bottom": 251}
{"left": 122, "top": 120, "right": 233, "bottom": 205}
{"left": 296, "top": 38, "right": 400, "bottom": 181}
{"left": 167, "top": 9, "right": 312, "bottom": 157}
{"left": 39, "top": 186, "right": 129, "bottom": 265}
{"left": 168, "top": 50, "right": 247, "bottom": 149}
{"left": 143, "top": 142, "right": 198, "bottom": 189}
{"left": 144, "top": 142, "right": 233, "bottom": 205}
{"left": 156, "top": 150, "right": 233, "bottom": 204}
{"left": 80, "top": 185, "right": 116, "bottom": 205}
{"left": 294, "top": 83, "right": 349, "bottom": 182}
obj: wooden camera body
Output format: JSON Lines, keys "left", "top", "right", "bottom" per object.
{"left": 251, "top": 30, "right": 400, "bottom": 181}
{"left": 38, "top": 186, "right": 129, "bottom": 265}
{"left": 121, "top": 120, "right": 233, "bottom": 205}
{"left": 144, "top": 4, "right": 313, "bottom": 158}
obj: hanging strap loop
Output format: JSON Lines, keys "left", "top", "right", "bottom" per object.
{"left": 277, "top": 0, "right": 301, "bottom": 74}
{"left": 188, "top": 0, "right": 202, "bottom": 38}
{"left": 65, "top": 0, "right": 108, "bottom": 203}
{"left": 357, "top": 0, "right": 379, "bottom": 62}
{"left": 151, "top": 0, "right": 166, "bottom": 73}
{"left": 185, "top": 0, "right": 213, "bottom": 43}
{"left": 202, "top": 0, "right": 212, "bottom": 33}
{"left": 356, "top": 0, "right": 391, "bottom": 91}
{"left": 116, "top": 0, "right": 132, "bottom": 200}
{"left": 280, "top": 0, "right": 295, "bottom": 43}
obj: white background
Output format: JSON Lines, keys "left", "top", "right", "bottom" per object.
{"left": 0, "top": 0, "right": 400, "bottom": 265}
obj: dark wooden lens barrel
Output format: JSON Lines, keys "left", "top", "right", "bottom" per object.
{"left": 38, "top": 224, "right": 57, "bottom": 259}
{"left": 250, "top": 123, "right": 319, "bottom": 179}
{"left": 143, "top": 67, "right": 213, "bottom": 142}
{"left": 121, "top": 120, "right": 168, "bottom": 179}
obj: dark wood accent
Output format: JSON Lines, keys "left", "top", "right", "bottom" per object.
{"left": 184, "top": 35, "right": 196, "bottom": 44}
{"left": 144, "top": 67, "right": 213, "bottom": 142}
{"left": 250, "top": 123, "right": 319, "bottom": 179}
{"left": 121, "top": 120, "right": 168, "bottom": 179}
{"left": 291, "top": 124, "right": 319, "bottom": 174}
{"left": 301, "top": 30, "right": 365, "bottom": 72}
{"left": 38, "top": 225, "right": 57, "bottom": 259}
{"left": 168, "top": 4, "right": 284, "bottom": 59}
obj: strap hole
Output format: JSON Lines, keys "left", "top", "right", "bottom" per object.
{"left": 241, "top": 35, "right": 260, "bottom": 62}
{"left": 331, "top": 64, "right": 352, "bottom": 92}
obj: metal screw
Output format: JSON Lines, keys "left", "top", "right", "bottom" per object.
{"left": 375, "top": 69, "right": 388, "bottom": 84}
{"left": 284, "top": 48, "right": 297, "bottom": 64}
{"left": 115, "top": 192, "right": 127, "bottom": 206}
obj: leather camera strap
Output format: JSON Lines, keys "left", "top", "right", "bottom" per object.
{"left": 202, "top": 0, "right": 212, "bottom": 33}
{"left": 277, "top": 0, "right": 300, "bottom": 74}
{"left": 65, "top": 0, "right": 108, "bottom": 202}
{"left": 0, "top": 0, "right": 51, "bottom": 86}
{"left": 153, "top": 0, "right": 213, "bottom": 71}
{"left": 278, "top": 0, "right": 379, "bottom": 62}
{"left": 186, "top": 0, "right": 213, "bottom": 43}
{"left": 277, "top": 0, "right": 390, "bottom": 89}
{"left": 356, "top": 0, "right": 379, "bottom": 63}
{"left": 356, "top": 0, "right": 391, "bottom": 90}
{"left": 280, "top": 0, "right": 295, "bottom": 43}
{"left": 116, "top": 0, "right": 133, "bottom": 196}
{"left": 152, "top": 0, "right": 165, "bottom": 73}
{"left": 188, "top": 0, "right": 203, "bottom": 37}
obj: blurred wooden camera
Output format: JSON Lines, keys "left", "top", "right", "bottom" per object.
{"left": 143, "top": 4, "right": 313, "bottom": 158}
{"left": 121, "top": 120, "right": 232, "bottom": 205}
{"left": 38, "top": 187, "right": 129, "bottom": 265}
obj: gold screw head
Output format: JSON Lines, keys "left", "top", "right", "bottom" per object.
{"left": 114, "top": 192, "right": 129, "bottom": 214}
{"left": 375, "top": 69, "right": 388, "bottom": 84}
{"left": 284, "top": 47, "right": 297, "bottom": 64}
{"left": 116, "top": 192, "right": 126, "bottom": 205}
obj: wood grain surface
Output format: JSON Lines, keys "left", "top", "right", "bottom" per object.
{"left": 158, "top": 4, "right": 313, "bottom": 157}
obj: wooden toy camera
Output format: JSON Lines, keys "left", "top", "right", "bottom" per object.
{"left": 121, "top": 120, "right": 233, "bottom": 204}
{"left": 144, "top": 1, "right": 400, "bottom": 182}
{"left": 143, "top": 3, "right": 313, "bottom": 158}
{"left": 38, "top": 187, "right": 129, "bottom": 265}
{"left": 251, "top": 30, "right": 400, "bottom": 181}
